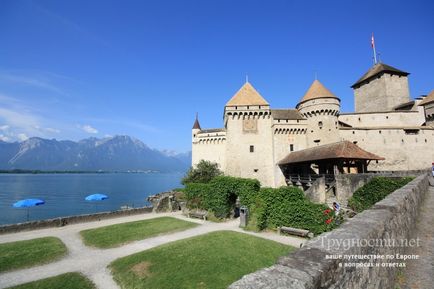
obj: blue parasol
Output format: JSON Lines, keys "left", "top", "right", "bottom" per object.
{"left": 85, "top": 194, "right": 108, "bottom": 212}
{"left": 85, "top": 194, "right": 108, "bottom": 201}
{"left": 13, "top": 198, "right": 45, "bottom": 222}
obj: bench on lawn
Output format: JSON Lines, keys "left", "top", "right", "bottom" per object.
{"left": 188, "top": 211, "right": 208, "bottom": 220}
{"left": 278, "top": 226, "right": 314, "bottom": 238}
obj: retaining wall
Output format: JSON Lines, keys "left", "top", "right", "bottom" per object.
{"left": 335, "top": 170, "right": 429, "bottom": 206}
{"left": 229, "top": 172, "right": 433, "bottom": 289}
{"left": 0, "top": 206, "right": 153, "bottom": 235}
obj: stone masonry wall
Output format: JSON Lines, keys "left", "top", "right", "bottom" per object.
{"left": 0, "top": 206, "right": 153, "bottom": 235}
{"left": 229, "top": 172, "right": 432, "bottom": 289}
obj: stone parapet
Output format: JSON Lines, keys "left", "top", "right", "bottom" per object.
{"left": 0, "top": 206, "right": 153, "bottom": 235}
{"left": 229, "top": 173, "right": 432, "bottom": 289}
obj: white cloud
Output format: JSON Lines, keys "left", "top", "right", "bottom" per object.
{"left": 0, "top": 134, "right": 11, "bottom": 142}
{"left": 80, "top": 124, "right": 98, "bottom": 134}
{"left": 17, "top": 133, "right": 29, "bottom": 141}
{"left": 45, "top": 127, "right": 61, "bottom": 133}
{"left": 0, "top": 125, "right": 10, "bottom": 131}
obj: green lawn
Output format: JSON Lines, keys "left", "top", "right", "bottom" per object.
{"left": 0, "top": 237, "right": 67, "bottom": 273}
{"left": 6, "top": 272, "right": 95, "bottom": 289}
{"left": 110, "top": 231, "right": 294, "bottom": 289}
{"left": 80, "top": 217, "right": 198, "bottom": 248}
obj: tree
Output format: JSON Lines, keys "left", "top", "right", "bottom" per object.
{"left": 182, "top": 160, "right": 223, "bottom": 185}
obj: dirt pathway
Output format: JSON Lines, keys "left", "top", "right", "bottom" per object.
{"left": 0, "top": 212, "right": 304, "bottom": 289}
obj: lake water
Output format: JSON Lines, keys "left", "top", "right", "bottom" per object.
{"left": 0, "top": 173, "right": 183, "bottom": 225}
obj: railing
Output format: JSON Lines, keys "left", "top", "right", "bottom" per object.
{"left": 285, "top": 174, "right": 335, "bottom": 188}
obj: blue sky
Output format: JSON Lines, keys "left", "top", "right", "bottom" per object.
{"left": 1, "top": 0, "right": 433, "bottom": 152}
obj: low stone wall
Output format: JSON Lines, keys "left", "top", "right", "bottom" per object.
{"left": 305, "top": 177, "right": 326, "bottom": 204}
{"left": 0, "top": 206, "right": 153, "bottom": 235}
{"left": 229, "top": 173, "right": 433, "bottom": 289}
{"left": 335, "top": 169, "right": 429, "bottom": 206}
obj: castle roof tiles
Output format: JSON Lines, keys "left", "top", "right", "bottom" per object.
{"left": 278, "top": 140, "right": 384, "bottom": 165}
{"left": 419, "top": 90, "right": 434, "bottom": 106}
{"left": 271, "top": 109, "right": 305, "bottom": 120}
{"left": 351, "top": 63, "right": 409, "bottom": 89}
{"left": 226, "top": 82, "right": 269, "bottom": 107}
{"left": 297, "top": 80, "right": 338, "bottom": 106}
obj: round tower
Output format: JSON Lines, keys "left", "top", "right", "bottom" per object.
{"left": 296, "top": 80, "right": 341, "bottom": 147}
{"left": 192, "top": 113, "right": 201, "bottom": 142}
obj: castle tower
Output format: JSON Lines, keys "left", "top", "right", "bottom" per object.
{"left": 351, "top": 63, "right": 410, "bottom": 112}
{"left": 191, "top": 114, "right": 201, "bottom": 166}
{"left": 192, "top": 113, "right": 201, "bottom": 141}
{"left": 223, "top": 82, "right": 275, "bottom": 187}
{"left": 296, "top": 80, "right": 340, "bottom": 147}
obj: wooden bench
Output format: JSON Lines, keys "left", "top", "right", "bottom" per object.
{"left": 188, "top": 211, "right": 207, "bottom": 220}
{"left": 278, "top": 226, "right": 314, "bottom": 238}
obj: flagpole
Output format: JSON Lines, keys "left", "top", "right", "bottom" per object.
{"left": 372, "top": 33, "right": 377, "bottom": 64}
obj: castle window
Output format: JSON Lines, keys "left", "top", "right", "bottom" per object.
{"left": 259, "top": 106, "right": 261, "bottom": 109}
{"left": 353, "top": 141, "right": 358, "bottom": 144}
{"left": 250, "top": 145, "right": 254, "bottom": 153}
{"left": 404, "top": 129, "right": 419, "bottom": 135}
{"left": 247, "top": 106, "right": 250, "bottom": 109}
{"left": 314, "top": 139, "right": 320, "bottom": 143}
{"left": 318, "top": 121, "right": 323, "bottom": 129}
{"left": 254, "top": 169, "right": 258, "bottom": 172}
{"left": 290, "top": 144, "right": 294, "bottom": 152}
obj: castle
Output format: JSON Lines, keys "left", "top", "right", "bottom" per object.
{"left": 192, "top": 62, "right": 434, "bottom": 187}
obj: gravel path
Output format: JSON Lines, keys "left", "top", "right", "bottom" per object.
{"left": 397, "top": 185, "right": 434, "bottom": 289}
{"left": 0, "top": 211, "right": 304, "bottom": 289}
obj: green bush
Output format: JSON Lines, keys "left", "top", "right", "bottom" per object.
{"left": 348, "top": 177, "right": 414, "bottom": 212}
{"left": 184, "top": 176, "right": 260, "bottom": 218}
{"left": 251, "top": 186, "right": 336, "bottom": 235}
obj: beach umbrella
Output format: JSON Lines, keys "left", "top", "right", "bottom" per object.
{"left": 12, "top": 198, "right": 45, "bottom": 222}
{"left": 85, "top": 194, "right": 108, "bottom": 212}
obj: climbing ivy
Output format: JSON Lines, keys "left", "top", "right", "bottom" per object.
{"left": 348, "top": 177, "right": 414, "bottom": 212}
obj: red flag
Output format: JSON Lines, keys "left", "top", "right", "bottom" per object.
{"left": 371, "top": 33, "right": 375, "bottom": 48}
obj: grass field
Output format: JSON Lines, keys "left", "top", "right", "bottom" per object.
{"left": 80, "top": 216, "right": 198, "bottom": 248}
{"left": 110, "top": 230, "right": 294, "bottom": 289}
{"left": 0, "top": 237, "right": 67, "bottom": 273}
{"left": 7, "top": 272, "right": 95, "bottom": 289}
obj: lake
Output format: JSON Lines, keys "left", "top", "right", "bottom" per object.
{"left": 0, "top": 173, "right": 183, "bottom": 225}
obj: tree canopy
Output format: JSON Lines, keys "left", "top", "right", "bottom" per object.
{"left": 181, "top": 160, "right": 223, "bottom": 185}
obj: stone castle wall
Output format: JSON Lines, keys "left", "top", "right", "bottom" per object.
{"left": 272, "top": 122, "right": 307, "bottom": 186}
{"left": 229, "top": 172, "right": 432, "bottom": 289}
{"left": 339, "top": 110, "right": 425, "bottom": 128}
{"left": 339, "top": 127, "right": 434, "bottom": 171}
{"left": 354, "top": 74, "right": 410, "bottom": 113}
{"left": 224, "top": 109, "right": 275, "bottom": 187}
{"left": 192, "top": 132, "right": 226, "bottom": 170}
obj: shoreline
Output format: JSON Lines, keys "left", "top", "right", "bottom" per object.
{"left": 0, "top": 206, "right": 153, "bottom": 235}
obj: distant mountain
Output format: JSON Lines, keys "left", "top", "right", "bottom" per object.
{"left": 0, "top": 136, "right": 191, "bottom": 172}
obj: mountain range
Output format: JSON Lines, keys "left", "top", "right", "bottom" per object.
{"left": 0, "top": 135, "right": 191, "bottom": 172}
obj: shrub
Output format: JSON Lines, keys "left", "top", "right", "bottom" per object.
{"left": 251, "top": 186, "right": 336, "bottom": 235}
{"left": 348, "top": 177, "right": 414, "bottom": 212}
{"left": 181, "top": 160, "right": 223, "bottom": 185}
{"left": 184, "top": 176, "right": 260, "bottom": 219}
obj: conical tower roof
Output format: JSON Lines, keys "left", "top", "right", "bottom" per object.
{"left": 192, "top": 114, "right": 201, "bottom": 130}
{"left": 297, "top": 80, "right": 338, "bottom": 106}
{"left": 225, "top": 82, "right": 269, "bottom": 107}
{"left": 419, "top": 90, "right": 434, "bottom": 106}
